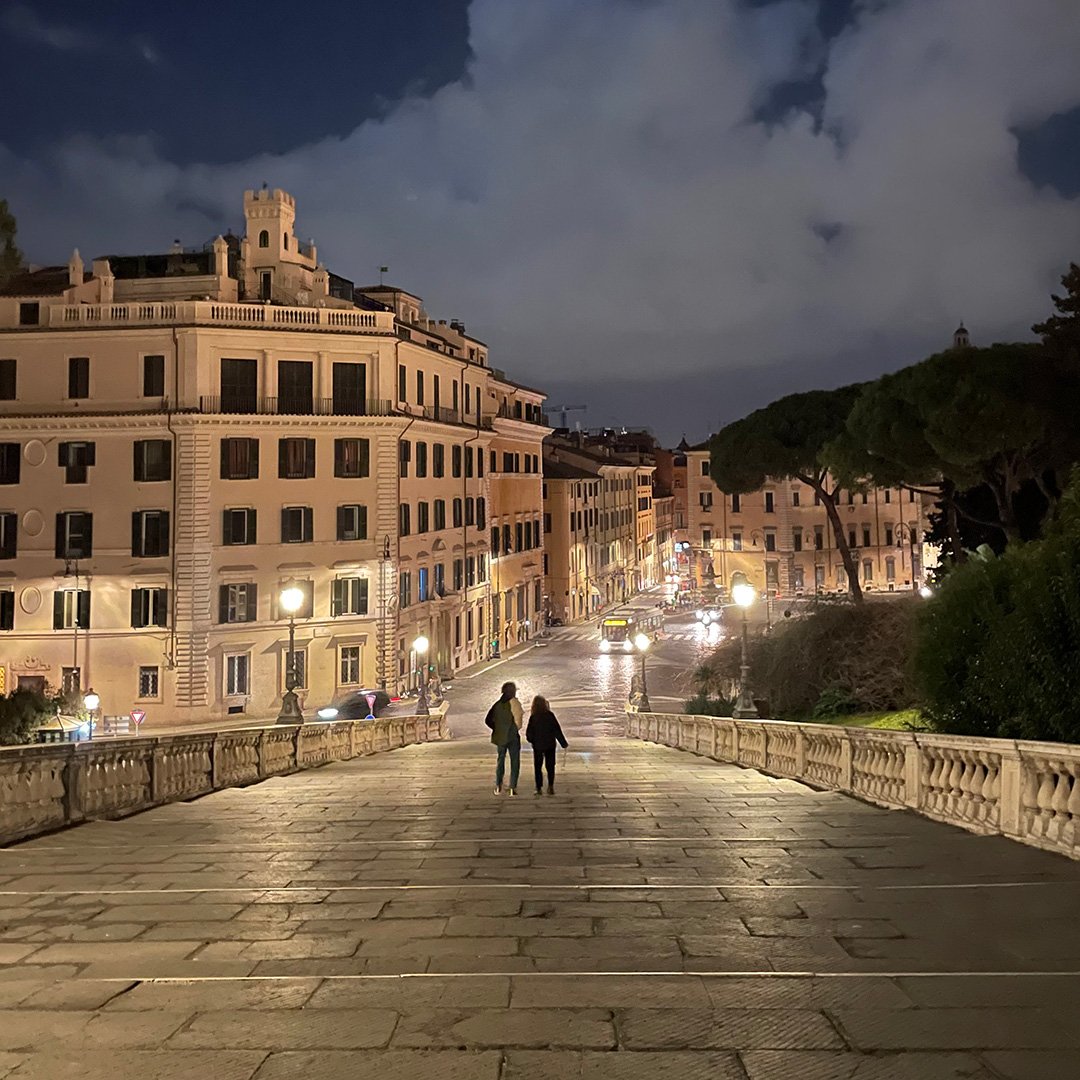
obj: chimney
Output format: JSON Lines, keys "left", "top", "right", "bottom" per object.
{"left": 450, "top": 318, "right": 465, "bottom": 334}
{"left": 68, "top": 249, "right": 84, "bottom": 287}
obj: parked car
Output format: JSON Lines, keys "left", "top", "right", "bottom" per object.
{"left": 317, "top": 689, "right": 392, "bottom": 721}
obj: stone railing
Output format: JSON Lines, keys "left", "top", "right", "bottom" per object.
{"left": 0, "top": 709, "right": 449, "bottom": 845}
{"left": 625, "top": 712, "right": 1080, "bottom": 861}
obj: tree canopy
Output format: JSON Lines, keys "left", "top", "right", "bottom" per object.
{"left": 1033, "top": 261, "right": 1080, "bottom": 362}
{"left": 0, "top": 199, "right": 21, "bottom": 285}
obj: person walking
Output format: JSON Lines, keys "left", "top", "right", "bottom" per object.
{"left": 525, "top": 695, "right": 568, "bottom": 796}
{"left": 485, "top": 681, "right": 523, "bottom": 796}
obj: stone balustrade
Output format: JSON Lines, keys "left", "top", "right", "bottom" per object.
{"left": 625, "top": 712, "right": 1080, "bottom": 861}
{"left": 0, "top": 710, "right": 449, "bottom": 845}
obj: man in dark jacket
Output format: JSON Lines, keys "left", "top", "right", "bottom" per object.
{"left": 525, "top": 695, "right": 568, "bottom": 795}
{"left": 485, "top": 681, "right": 522, "bottom": 795}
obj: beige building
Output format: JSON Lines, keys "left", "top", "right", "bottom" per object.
{"left": 541, "top": 460, "right": 599, "bottom": 624}
{"left": 686, "top": 449, "right": 934, "bottom": 599}
{"left": 0, "top": 187, "right": 545, "bottom": 725}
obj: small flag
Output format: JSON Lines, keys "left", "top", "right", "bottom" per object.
{"left": 379, "top": 266, "right": 389, "bottom": 273}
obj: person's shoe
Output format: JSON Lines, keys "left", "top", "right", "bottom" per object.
{"left": 535, "top": 789, "right": 543, "bottom": 796}
{"left": 508, "top": 788, "right": 517, "bottom": 797}
{"left": 547, "top": 785, "right": 555, "bottom": 796}
{"left": 493, "top": 785, "right": 502, "bottom": 796}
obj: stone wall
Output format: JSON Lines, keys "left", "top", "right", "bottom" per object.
{"left": 625, "top": 711, "right": 1080, "bottom": 861}
{"left": 0, "top": 709, "right": 449, "bottom": 845}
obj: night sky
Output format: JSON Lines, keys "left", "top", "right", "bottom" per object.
{"left": 3, "top": 0, "right": 1080, "bottom": 443}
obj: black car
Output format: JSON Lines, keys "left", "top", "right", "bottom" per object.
{"left": 317, "top": 689, "right": 392, "bottom": 720}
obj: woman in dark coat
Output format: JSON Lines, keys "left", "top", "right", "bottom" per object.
{"left": 525, "top": 695, "right": 568, "bottom": 795}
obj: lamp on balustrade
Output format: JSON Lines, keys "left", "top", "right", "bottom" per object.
{"left": 731, "top": 574, "right": 758, "bottom": 719}
{"left": 413, "top": 635, "right": 431, "bottom": 715}
{"left": 277, "top": 585, "right": 306, "bottom": 725}
{"left": 633, "top": 632, "right": 652, "bottom": 712}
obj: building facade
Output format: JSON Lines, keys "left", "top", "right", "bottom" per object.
{"left": 0, "top": 188, "right": 546, "bottom": 724}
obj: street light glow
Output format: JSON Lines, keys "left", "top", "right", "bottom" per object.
{"left": 280, "top": 586, "right": 305, "bottom": 614}
{"left": 413, "top": 634, "right": 430, "bottom": 655}
{"left": 83, "top": 690, "right": 100, "bottom": 711}
{"left": 919, "top": 585, "right": 933, "bottom": 598}
{"left": 732, "top": 581, "right": 756, "bottom": 608}
{"left": 634, "top": 632, "right": 651, "bottom": 653}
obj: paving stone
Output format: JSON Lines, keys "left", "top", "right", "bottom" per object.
{"left": 981, "top": 1050, "right": 1080, "bottom": 1079}
{"left": 105, "top": 979, "right": 320, "bottom": 1011}
{"left": 835, "top": 1008, "right": 1080, "bottom": 1050}
{"left": 618, "top": 1007, "right": 843, "bottom": 1050}
{"left": 4, "top": 1050, "right": 266, "bottom": 1080}
{"left": 502, "top": 1049, "right": 747, "bottom": 1078}
{"left": 741, "top": 1050, "right": 995, "bottom": 1078}
{"left": 306, "top": 976, "right": 510, "bottom": 1009}
{"left": 169, "top": 1008, "right": 398, "bottom": 1050}
{"left": 254, "top": 1050, "right": 502, "bottom": 1079}
{"left": 392, "top": 1007, "right": 616, "bottom": 1049}
{"left": 0, "top": 1052, "right": 25, "bottom": 1079}
{"left": 510, "top": 975, "right": 712, "bottom": 1009}
{"left": 702, "top": 976, "right": 914, "bottom": 1010}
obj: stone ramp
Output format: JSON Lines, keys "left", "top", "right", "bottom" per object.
{"left": 2, "top": 735, "right": 1080, "bottom": 1078}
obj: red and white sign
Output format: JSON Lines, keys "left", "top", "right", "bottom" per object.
{"left": 130, "top": 709, "right": 146, "bottom": 727}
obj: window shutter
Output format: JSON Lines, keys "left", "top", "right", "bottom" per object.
{"left": 245, "top": 584, "right": 257, "bottom": 621}
{"left": 358, "top": 578, "right": 369, "bottom": 614}
{"left": 222, "top": 510, "right": 233, "bottom": 544}
{"left": 133, "top": 442, "right": 141, "bottom": 480}
{"left": 131, "top": 589, "right": 143, "bottom": 628}
{"left": 336, "top": 506, "right": 347, "bottom": 539}
{"left": 303, "top": 507, "right": 313, "bottom": 540}
{"left": 53, "top": 591, "right": 65, "bottom": 629}
{"left": 249, "top": 439, "right": 259, "bottom": 478}
{"left": 281, "top": 507, "right": 290, "bottom": 541}
{"left": 247, "top": 509, "right": 257, "bottom": 544}
{"left": 278, "top": 440, "right": 288, "bottom": 478}
{"left": 85, "top": 443, "right": 96, "bottom": 466}
{"left": 132, "top": 512, "right": 141, "bottom": 556}
{"left": 218, "top": 585, "right": 229, "bottom": 623}
{"left": 84, "top": 515, "right": 93, "bottom": 556}
{"left": 77, "top": 590, "right": 90, "bottom": 629}
{"left": 58, "top": 443, "right": 70, "bottom": 467}
{"left": 360, "top": 439, "right": 370, "bottom": 477}
{"left": 331, "top": 579, "right": 344, "bottom": 616}
{"left": 159, "top": 512, "right": 170, "bottom": 555}
{"left": 55, "top": 514, "right": 65, "bottom": 557}
{"left": 155, "top": 590, "right": 168, "bottom": 628}
{"left": 358, "top": 505, "right": 367, "bottom": 539}
{"left": 305, "top": 439, "right": 315, "bottom": 477}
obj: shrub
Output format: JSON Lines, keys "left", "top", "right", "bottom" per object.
{"left": 811, "top": 686, "right": 861, "bottom": 719}
{"left": 915, "top": 475, "right": 1080, "bottom": 742}
{"left": 0, "top": 690, "right": 54, "bottom": 745}
{"left": 683, "top": 692, "right": 735, "bottom": 717}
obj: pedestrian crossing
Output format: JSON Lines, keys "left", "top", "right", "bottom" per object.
{"left": 545, "top": 627, "right": 707, "bottom": 644}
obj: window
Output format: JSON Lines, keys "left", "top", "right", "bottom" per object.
{"left": 223, "top": 508, "right": 256, "bottom": 545}
{"left": 334, "top": 438, "right": 370, "bottom": 478}
{"left": 55, "top": 512, "right": 92, "bottom": 558}
{"left": 134, "top": 440, "right": 171, "bottom": 482}
{"left": 466, "top": 447, "right": 475, "bottom": 478}
{"left": 886, "top": 556, "right": 896, "bottom": 581}
{"left": 331, "top": 576, "right": 368, "bottom": 616}
{"left": 863, "top": 559, "right": 874, "bottom": 582}
{"left": 477, "top": 498, "right": 486, "bottom": 531}
{"left": 0, "top": 590, "right": 14, "bottom": 630}
{"left": 398, "top": 364, "right": 407, "bottom": 402}
{"left": 434, "top": 563, "right": 445, "bottom": 596}
{"left": 226, "top": 653, "right": 250, "bottom": 696}
{"left": 455, "top": 615, "right": 462, "bottom": 648}
{"left": 699, "top": 491, "right": 712, "bottom": 509}
{"left": 54, "top": 589, "right": 90, "bottom": 630}
{"left": 340, "top": 646, "right": 361, "bottom": 685}
{"left": 138, "top": 666, "right": 160, "bottom": 698}
{"left": 131, "top": 587, "right": 168, "bottom": 628}
{"left": 491, "top": 526, "right": 500, "bottom": 555}
{"left": 731, "top": 493, "right": 741, "bottom": 513}
{"left": 862, "top": 526, "right": 872, "bottom": 547}
{"left": 0, "top": 512, "right": 15, "bottom": 559}
{"left": 815, "top": 525, "right": 824, "bottom": 550}
{"left": 399, "top": 503, "right": 411, "bottom": 536}
{"left": 702, "top": 529, "right": 712, "bottom": 545}
{"left": 132, "top": 510, "right": 170, "bottom": 557}
{"left": 416, "top": 370, "right": 425, "bottom": 405}
{"left": 848, "top": 529, "right": 857, "bottom": 548}
{"left": 219, "top": 583, "right": 257, "bottom": 623}
{"left": 544, "top": 512, "right": 551, "bottom": 534}
{"left": 221, "top": 438, "right": 259, "bottom": 479}
{"left": 764, "top": 491, "right": 775, "bottom": 513}
{"left": 220, "top": 358, "right": 257, "bottom": 412}
{"left": 847, "top": 490, "right": 854, "bottom": 505}
{"left": 281, "top": 506, "right": 313, "bottom": 543}
{"left": 399, "top": 570, "right": 412, "bottom": 608}
{"left": 258, "top": 229, "right": 269, "bottom": 248}
{"left": 259, "top": 271, "right": 272, "bottom": 301}
{"left": 434, "top": 499, "right": 446, "bottom": 530}
{"left": 909, "top": 489, "right": 916, "bottom": 503}
{"left": 59, "top": 441, "right": 95, "bottom": 484}
{"left": 453, "top": 558, "right": 464, "bottom": 591}
{"left": 452, "top": 445, "right": 462, "bottom": 477}
{"left": 336, "top": 504, "right": 368, "bottom": 541}
{"left": 143, "top": 355, "right": 165, "bottom": 398}
{"left": 433, "top": 443, "right": 445, "bottom": 477}
{"left": 700, "top": 460, "right": 709, "bottom": 476}
{"left": 862, "top": 491, "right": 869, "bottom": 504}
{"left": 418, "top": 566, "right": 430, "bottom": 601}
{"left": 332, "top": 362, "right": 366, "bottom": 415}
{"left": 418, "top": 501, "right": 430, "bottom": 533}
{"left": 731, "top": 531, "right": 742, "bottom": 551}
{"left": 885, "top": 526, "right": 894, "bottom": 547}
{"left": 399, "top": 440, "right": 411, "bottom": 478}
{"left": 0, "top": 444, "right": 19, "bottom": 485}
{"left": 453, "top": 498, "right": 463, "bottom": 528}
{"left": 478, "top": 450, "right": 484, "bottom": 478}
{"left": 533, "top": 519, "right": 541, "bottom": 548}
{"left": 68, "top": 357, "right": 89, "bottom": 399}
{"left": 466, "top": 557, "right": 476, "bottom": 587}
{"left": 416, "top": 441, "right": 428, "bottom": 478}
{"left": 764, "top": 531, "right": 776, "bottom": 552}
{"left": 466, "top": 497, "right": 475, "bottom": 527}
{"left": 792, "top": 491, "right": 800, "bottom": 507}
{"left": 793, "top": 528, "right": 803, "bottom": 552}
{"left": 884, "top": 489, "right": 892, "bottom": 504}
{"left": 18, "top": 302, "right": 39, "bottom": 326}
{"left": 515, "top": 521, "right": 524, "bottom": 551}
{"left": 279, "top": 438, "right": 315, "bottom": 479}
{"left": 0, "top": 359, "right": 15, "bottom": 400}
{"left": 502, "top": 452, "right": 514, "bottom": 473}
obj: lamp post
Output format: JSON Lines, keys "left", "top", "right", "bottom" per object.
{"left": 276, "top": 585, "right": 305, "bottom": 725}
{"left": 893, "top": 521, "right": 919, "bottom": 592}
{"left": 633, "top": 631, "right": 652, "bottom": 712}
{"left": 750, "top": 529, "right": 772, "bottom": 628}
{"left": 413, "top": 634, "right": 430, "bottom": 715}
{"left": 82, "top": 688, "right": 99, "bottom": 741}
{"left": 731, "top": 577, "right": 758, "bottom": 719}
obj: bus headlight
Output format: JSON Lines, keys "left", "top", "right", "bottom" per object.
{"left": 622, "top": 640, "right": 633, "bottom": 652}
{"left": 599, "top": 639, "right": 611, "bottom": 653}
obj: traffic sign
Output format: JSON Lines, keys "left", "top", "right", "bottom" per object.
{"left": 130, "top": 709, "right": 146, "bottom": 727}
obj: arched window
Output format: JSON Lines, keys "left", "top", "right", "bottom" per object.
{"left": 283, "top": 234, "right": 289, "bottom": 251}
{"left": 258, "top": 230, "right": 269, "bottom": 248}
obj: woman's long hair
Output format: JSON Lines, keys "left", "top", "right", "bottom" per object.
{"left": 531, "top": 695, "right": 549, "bottom": 716}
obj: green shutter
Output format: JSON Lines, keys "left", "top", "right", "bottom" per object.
{"left": 77, "top": 590, "right": 90, "bottom": 629}
{"left": 218, "top": 585, "right": 229, "bottom": 623}
{"left": 131, "top": 589, "right": 142, "bottom": 628}
{"left": 358, "top": 578, "right": 369, "bottom": 614}
{"left": 331, "top": 579, "right": 344, "bottom": 616}
{"left": 360, "top": 438, "right": 370, "bottom": 477}
{"left": 132, "top": 512, "right": 141, "bottom": 556}
{"left": 53, "top": 591, "right": 65, "bottom": 629}
{"left": 222, "top": 510, "right": 232, "bottom": 544}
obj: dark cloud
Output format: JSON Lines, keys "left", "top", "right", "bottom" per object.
{"left": 3, "top": 0, "right": 1080, "bottom": 443}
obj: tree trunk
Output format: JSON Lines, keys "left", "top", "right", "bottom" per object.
{"left": 989, "top": 478, "right": 1021, "bottom": 546}
{"left": 816, "top": 482, "right": 863, "bottom": 602}
{"left": 941, "top": 479, "right": 965, "bottom": 564}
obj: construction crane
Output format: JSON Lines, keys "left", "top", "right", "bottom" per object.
{"left": 549, "top": 404, "right": 587, "bottom": 429}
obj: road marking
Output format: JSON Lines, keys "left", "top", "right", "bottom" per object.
{"left": 460, "top": 643, "right": 541, "bottom": 677}
{"left": 2, "top": 880, "right": 1074, "bottom": 897}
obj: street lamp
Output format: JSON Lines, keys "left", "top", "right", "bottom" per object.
{"left": 276, "top": 585, "right": 305, "bottom": 725}
{"left": 731, "top": 577, "right": 758, "bottom": 719}
{"left": 633, "top": 631, "right": 652, "bottom": 712}
{"left": 82, "top": 688, "right": 100, "bottom": 741}
{"left": 413, "top": 634, "right": 430, "bottom": 715}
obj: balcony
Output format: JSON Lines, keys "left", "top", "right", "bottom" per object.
{"left": 10, "top": 300, "right": 397, "bottom": 334}
{"left": 199, "top": 396, "right": 395, "bottom": 417}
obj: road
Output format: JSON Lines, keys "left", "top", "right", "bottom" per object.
{"left": 444, "top": 602, "right": 727, "bottom": 739}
